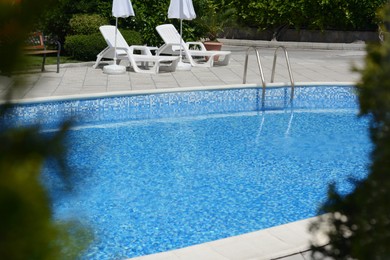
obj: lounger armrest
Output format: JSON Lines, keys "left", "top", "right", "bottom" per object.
{"left": 170, "top": 43, "right": 182, "bottom": 52}
{"left": 129, "top": 45, "right": 154, "bottom": 55}
{"left": 114, "top": 47, "right": 129, "bottom": 51}
{"left": 186, "top": 42, "right": 207, "bottom": 51}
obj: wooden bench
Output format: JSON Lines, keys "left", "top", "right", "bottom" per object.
{"left": 24, "top": 32, "right": 61, "bottom": 73}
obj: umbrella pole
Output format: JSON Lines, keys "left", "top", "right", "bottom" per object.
{"left": 103, "top": 17, "right": 126, "bottom": 74}
{"left": 175, "top": 0, "right": 191, "bottom": 71}
{"left": 114, "top": 17, "right": 118, "bottom": 65}
{"left": 179, "top": 19, "right": 183, "bottom": 63}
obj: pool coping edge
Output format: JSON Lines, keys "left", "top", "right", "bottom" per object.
{"left": 128, "top": 214, "right": 331, "bottom": 260}
{"left": 3, "top": 81, "right": 356, "bottom": 105}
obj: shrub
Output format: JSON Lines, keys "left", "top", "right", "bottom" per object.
{"left": 39, "top": 0, "right": 388, "bottom": 48}
{"left": 65, "top": 33, "right": 104, "bottom": 61}
{"left": 69, "top": 14, "right": 108, "bottom": 35}
{"left": 64, "top": 29, "right": 142, "bottom": 61}
{"left": 120, "top": 29, "right": 143, "bottom": 45}
{"left": 227, "top": 0, "right": 387, "bottom": 31}
{"left": 129, "top": 0, "right": 171, "bottom": 46}
{"left": 1, "top": 0, "right": 91, "bottom": 258}
{"left": 310, "top": 3, "right": 390, "bottom": 259}
{"left": 39, "top": 1, "right": 112, "bottom": 44}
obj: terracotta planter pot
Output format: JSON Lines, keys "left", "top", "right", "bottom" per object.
{"left": 203, "top": 41, "right": 223, "bottom": 61}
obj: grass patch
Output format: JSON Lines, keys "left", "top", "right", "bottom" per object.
{"left": 24, "top": 55, "right": 82, "bottom": 70}
{"left": 26, "top": 55, "right": 81, "bottom": 65}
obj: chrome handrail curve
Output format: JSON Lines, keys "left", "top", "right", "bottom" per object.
{"left": 271, "top": 46, "right": 295, "bottom": 101}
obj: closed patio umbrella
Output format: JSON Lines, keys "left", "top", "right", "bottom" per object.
{"left": 103, "top": 0, "right": 135, "bottom": 74}
{"left": 168, "top": 0, "right": 196, "bottom": 70}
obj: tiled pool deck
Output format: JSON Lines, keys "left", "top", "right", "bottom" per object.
{"left": 0, "top": 40, "right": 366, "bottom": 260}
{"left": 0, "top": 39, "right": 364, "bottom": 101}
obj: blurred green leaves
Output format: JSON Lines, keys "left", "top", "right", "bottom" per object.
{"left": 310, "top": 2, "right": 390, "bottom": 259}
{"left": 1, "top": 1, "right": 91, "bottom": 258}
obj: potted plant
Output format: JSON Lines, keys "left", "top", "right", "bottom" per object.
{"left": 195, "top": 3, "right": 236, "bottom": 52}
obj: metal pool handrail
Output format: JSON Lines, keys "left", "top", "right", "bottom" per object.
{"left": 243, "top": 46, "right": 296, "bottom": 105}
{"left": 243, "top": 47, "right": 266, "bottom": 88}
{"left": 243, "top": 47, "right": 267, "bottom": 108}
{"left": 271, "top": 46, "right": 295, "bottom": 101}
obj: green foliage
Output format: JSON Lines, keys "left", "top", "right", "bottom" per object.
{"left": 64, "top": 30, "right": 142, "bottom": 61}
{"left": 64, "top": 33, "right": 105, "bottom": 61}
{"left": 301, "top": 0, "right": 387, "bottom": 31}
{"left": 0, "top": 0, "right": 56, "bottom": 76}
{"left": 40, "top": 0, "right": 207, "bottom": 47}
{"left": 310, "top": 3, "right": 390, "bottom": 259}
{"left": 194, "top": 0, "right": 237, "bottom": 41}
{"left": 121, "top": 29, "right": 143, "bottom": 45}
{"left": 0, "top": 115, "right": 92, "bottom": 258}
{"left": 228, "top": 0, "right": 387, "bottom": 31}
{"left": 39, "top": 0, "right": 112, "bottom": 44}
{"left": 129, "top": 0, "right": 170, "bottom": 46}
{"left": 65, "top": 13, "right": 143, "bottom": 61}
{"left": 37, "top": 0, "right": 388, "bottom": 47}
{"left": 0, "top": 122, "right": 91, "bottom": 259}
{"left": 1, "top": 1, "right": 91, "bottom": 258}
{"left": 26, "top": 56, "right": 81, "bottom": 69}
{"left": 69, "top": 14, "right": 108, "bottom": 35}
{"left": 0, "top": 126, "right": 58, "bottom": 259}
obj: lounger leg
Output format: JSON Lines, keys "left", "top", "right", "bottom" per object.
{"left": 156, "top": 44, "right": 169, "bottom": 55}
{"left": 129, "top": 58, "right": 159, "bottom": 74}
{"left": 215, "top": 54, "right": 231, "bottom": 66}
{"left": 92, "top": 47, "right": 110, "bottom": 69}
{"left": 188, "top": 54, "right": 214, "bottom": 67}
{"left": 158, "top": 58, "right": 179, "bottom": 72}
{"left": 93, "top": 54, "right": 104, "bottom": 69}
{"left": 135, "top": 62, "right": 159, "bottom": 74}
{"left": 164, "top": 59, "right": 179, "bottom": 72}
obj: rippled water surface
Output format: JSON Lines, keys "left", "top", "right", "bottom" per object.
{"left": 42, "top": 108, "right": 371, "bottom": 259}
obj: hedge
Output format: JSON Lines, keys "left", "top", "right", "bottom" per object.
{"left": 228, "top": 0, "right": 388, "bottom": 31}
{"left": 64, "top": 30, "right": 142, "bottom": 61}
{"left": 41, "top": 0, "right": 388, "bottom": 47}
{"left": 69, "top": 14, "right": 108, "bottom": 35}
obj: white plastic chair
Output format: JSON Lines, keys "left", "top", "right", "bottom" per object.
{"left": 93, "top": 25, "right": 179, "bottom": 74}
{"left": 156, "top": 24, "right": 231, "bottom": 67}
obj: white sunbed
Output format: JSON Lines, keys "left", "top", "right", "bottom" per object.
{"left": 93, "top": 25, "right": 179, "bottom": 74}
{"left": 156, "top": 24, "right": 231, "bottom": 67}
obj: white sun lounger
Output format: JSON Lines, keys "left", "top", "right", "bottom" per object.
{"left": 93, "top": 25, "right": 179, "bottom": 74}
{"left": 156, "top": 24, "right": 231, "bottom": 67}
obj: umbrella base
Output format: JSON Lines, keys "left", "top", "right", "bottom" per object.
{"left": 176, "top": 61, "right": 192, "bottom": 71}
{"left": 103, "top": 64, "right": 127, "bottom": 75}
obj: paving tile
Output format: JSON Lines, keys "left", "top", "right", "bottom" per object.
{"left": 107, "top": 84, "right": 132, "bottom": 91}
{"left": 172, "top": 244, "right": 228, "bottom": 260}
{"left": 243, "top": 230, "right": 292, "bottom": 256}
{"left": 130, "top": 251, "right": 179, "bottom": 260}
{"left": 211, "top": 238, "right": 264, "bottom": 260}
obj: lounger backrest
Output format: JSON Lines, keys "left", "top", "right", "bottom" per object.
{"left": 99, "top": 25, "right": 129, "bottom": 49}
{"left": 156, "top": 24, "right": 182, "bottom": 45}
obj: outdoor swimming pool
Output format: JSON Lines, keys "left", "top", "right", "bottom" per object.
{"left": 2, "top": 84, "right": 371, "bottom": 259}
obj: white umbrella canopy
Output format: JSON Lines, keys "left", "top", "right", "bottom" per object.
{"left": 168, "top": 0, "right": 196, "bottom": 20}
{"left": 167, "top": 0, "right": 196, "bottom": 70}
{"left": 103, "top": 0, "right": 135, "bottom": 74}
{"left": 113, "top": 0, "right": 134, "bottom": 18}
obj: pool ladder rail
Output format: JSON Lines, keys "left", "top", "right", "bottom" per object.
{"left": 243, "top": 46, "right": 295, "bottom": 102}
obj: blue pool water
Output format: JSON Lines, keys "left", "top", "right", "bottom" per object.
{"left": 2, "top": 85, "right": 371, "bottom": 259}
